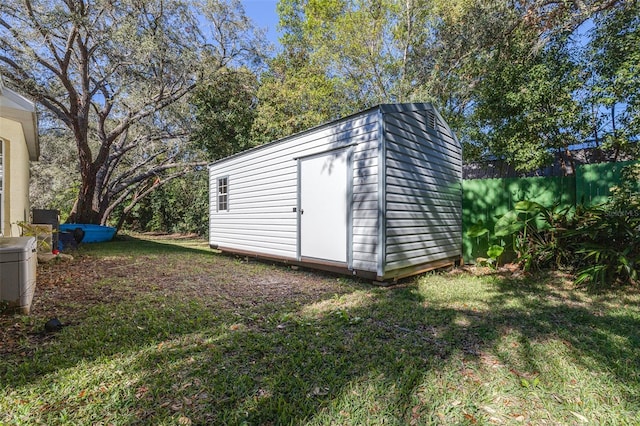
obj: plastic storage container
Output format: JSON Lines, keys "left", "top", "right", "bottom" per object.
{"left": 0, "top": 237, "right": 37, "bottom": 314}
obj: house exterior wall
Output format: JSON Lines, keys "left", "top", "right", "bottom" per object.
{"left": 209, "top": 109, "right": 380, "bottom": 273}
{"left": 0, "top": 117, "right": 31, "bottom": 236}
{"left": 381, "top": 105, "right": 463, "bottom": 278}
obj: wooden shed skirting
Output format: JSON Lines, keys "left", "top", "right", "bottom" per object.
{"left": 211, "top": 245, "right": 461, "bottom": 283}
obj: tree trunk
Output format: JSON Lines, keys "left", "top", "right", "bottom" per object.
{"left": 67, "top": 165, "right": 102, "bottom": 224}
{"left": 0, "top": 0, "right": 260, "bottom": 228}
{"left": 563, "top": 147, "right": 575, "bottom": 176}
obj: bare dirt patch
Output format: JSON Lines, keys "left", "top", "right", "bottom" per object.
{"left": 0, "top": 242, "right": 359, "bottom": 355}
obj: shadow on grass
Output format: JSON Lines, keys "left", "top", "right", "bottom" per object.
{"left": 75, "top": 235, "right": 213, "bottom": 257}
{"left": 2, "top": 267, "right": 640, "bottom": 424}
{"left": 488, "top": 275, "right": 640, "bottom": 387}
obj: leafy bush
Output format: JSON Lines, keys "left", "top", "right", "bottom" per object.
{"left": 465, "top": 220, "right": 504, "bottom": 267}
{"left": 493, "top": 200, "right": 573, "bottom": 271}
{"left": 116, "top": 171, "right": 209, "bottom": 236}
{"left": 16, "top": 221, "right": 53, "bottom": 252}
{"left": 467, "top": 201, "right": 573, "bottom": 270}
{"left": 570, "top": 164, "right": 640, "bottom": 289}
{"left": 478, "top": 163, "right": 640, "bottom": 289}
{"left": 572, "top": 209, "right": 639, "bottom": 288}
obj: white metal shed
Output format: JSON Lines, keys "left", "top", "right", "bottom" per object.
{"left": 208, "top": 103, "right": 462, "bottom": 281}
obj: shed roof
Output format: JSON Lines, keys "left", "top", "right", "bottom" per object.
{"left": 208, "top": 103, "right": 439, "bottom": 168}
{"left": 0, "top": 77, "right": 40, "bottom": 161}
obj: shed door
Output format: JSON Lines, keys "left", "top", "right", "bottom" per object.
{"left": 300, "top": 151, "right": 349, "bottom": 263}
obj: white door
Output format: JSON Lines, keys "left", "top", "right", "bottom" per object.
{"left": 300, "top": 151, "right": 349, "bottom": 263}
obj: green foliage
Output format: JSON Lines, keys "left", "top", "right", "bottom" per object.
{"left": 1, "top": 0, "right": 262, "bottom": 225}
{"left": 486, "top": 244, "right": 505, "bottom": 262}
{"left": 469, "top": 201, "right": 574, "bottom": 271}
{"left": 608, "top": 162, "right": 640, "bottom": 213}
{"left": 571, "top": 164, "right": 640, "bottom": 288}
{"left": 465, "top": 220, "right": 504, "bottom": 267}
{"left": 465, "top": 221, "right": 489, "bottom": 238}
{"left": 15, "top": 222, "right": 52, "bottom": 251}
{"left": 252, "top": 53, "right": 351, "bottom": 144}
{"left": 467, "top": 33, "right": 587, "bottom": 172}
{"left": 288, "top": 0, "right": 416, "bottom": 104}
{"left": 505, "top": 201, "right": 574, "bottom": 271}
{"left": 267, "top": 1, "right": 637, "bottom": 173}
{"left": 494, "top": 209, "right": 525, "bottom": 238}
{"left": 570, "top": 205, "right": 639, "bottom": 289}
{"left": 477, "top": 164, "right": 640, "bottom": 289}
{"left": 255, "top": 0, "right": 437, "bottom": 139}
{"left": 117, "top": 171, "right": 209, "bottom": 236}
{"left": 191, "top": 67, "right": 260, "bottom": 161}
{"left": 29, "top": 129, "right": 79, "bottom": 223}
{"left": 587, "top": 2, "right": 640, "bottom": 157}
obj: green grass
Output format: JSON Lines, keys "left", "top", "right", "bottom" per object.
{"left": 2, "top": 236, "right": 640, "bottom": 425}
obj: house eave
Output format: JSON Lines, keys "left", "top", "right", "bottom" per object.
{"left": 0, "top": 79, "right": 40, "bottom": 161}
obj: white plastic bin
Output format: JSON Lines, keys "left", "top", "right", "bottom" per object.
{"left": 0, "top": 237, "right": 37, "bottom": 314}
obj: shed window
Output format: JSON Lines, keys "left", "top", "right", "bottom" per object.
{"left": 217, "top": 177, "right": 228, "bottom": 211}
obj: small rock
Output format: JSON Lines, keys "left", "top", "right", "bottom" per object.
{"left": 38, "top": 253, "right": 74, "bottom": 263}
{"left": 44, "top": 318, "right": 63, "bottom": 333}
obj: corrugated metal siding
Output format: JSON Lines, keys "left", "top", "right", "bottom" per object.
{"left": 209, "top": 111, "right": 379, "bottom": 271}
{"left": 383, "top": 107, "right": 463, "bottom": 273}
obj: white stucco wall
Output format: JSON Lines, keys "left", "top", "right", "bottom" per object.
{"left": 0, "top": 117, "right": 31, "bottom": 236}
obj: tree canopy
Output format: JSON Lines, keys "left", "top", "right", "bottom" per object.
{"left": 1, "top": 0, "right": 262, "bottom": 225}
{"left": 249, "top": 0, "right": 637, "bottom": 174}
{"left": 3, "top": 0, "right": 637, "bottom": 234}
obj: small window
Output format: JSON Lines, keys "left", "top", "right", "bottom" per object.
{"left": 217, "top": 177, "right": 228, "bottom": 212}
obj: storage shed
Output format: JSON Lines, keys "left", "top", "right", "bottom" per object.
{"left": 208, "top": 103, "right": 462, "bottom": 281}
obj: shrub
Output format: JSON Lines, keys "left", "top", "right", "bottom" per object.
{"left": 482, "top": 163, "right": 640, "bottom": 289}
{"left": 493, "top": 200, "right": 574, "bottom": 271}
{"left": 570, "top": 164, "right": 640, "bottom": 289}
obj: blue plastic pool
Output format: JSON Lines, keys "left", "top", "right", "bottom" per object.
{"left": 59, "top": 224, "right": 117, "bottom": 243}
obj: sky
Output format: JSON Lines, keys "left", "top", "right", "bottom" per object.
{"left": 241, "top": 0, "right": 281, "bottom": 47}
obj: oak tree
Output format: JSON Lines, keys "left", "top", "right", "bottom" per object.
{"left": 0, "top": 0, "right": 261, "bottom": 225}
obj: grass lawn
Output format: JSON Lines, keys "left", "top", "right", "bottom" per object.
{"left": 1, "top": 235, "right": 639, "bottom": 425}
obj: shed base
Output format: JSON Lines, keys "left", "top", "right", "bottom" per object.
{"left": 211, "top": 245, "right": 368, "bottom": 278}
{"left": 378, "top": 256, "right": 461, "bottom": 281}
{"left": 211, "top": 245, "right": 460, "bottom": 282}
